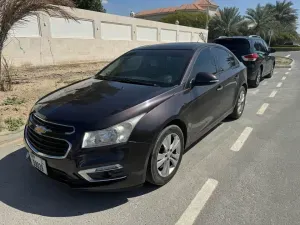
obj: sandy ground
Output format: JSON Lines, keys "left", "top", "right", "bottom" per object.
{"left": 0, "top": 62, "right": 108, "bottom": 133}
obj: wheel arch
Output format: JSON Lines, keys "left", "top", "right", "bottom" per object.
{"left": 164, "top": 119, "right": 187, "bottom": 148}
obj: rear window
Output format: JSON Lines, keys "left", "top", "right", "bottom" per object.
{"left": 214, "top": 39, "right": 250, "bottom": 57}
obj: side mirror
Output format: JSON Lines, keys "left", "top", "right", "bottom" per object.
{"left": 194, "top": 72, "right": 219, "bottom": 86}
{"left": 269, "top": 48, "right": 276, "bottom": 53}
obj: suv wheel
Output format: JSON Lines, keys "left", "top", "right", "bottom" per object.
{"left": 229, "top": 86, "right": 246, "bottom": 119}
{"left": 249, "top": 68, "right": 262, "bottom": 88}
{"left": 265, "top": 64, "right": 274, "bottom": 78}
{"left": 146, "top": 125, "right": 184, "bottom": 186}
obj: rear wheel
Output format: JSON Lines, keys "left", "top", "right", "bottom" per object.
{"left": 229, "top": 86, "right": 246, "bottom": 119}
{"left": 265, "top": 64, "right": 274, "bottom": 78}
{"left": 146, "top": 125, "right": 184, "bottom": 186}
{"left": 249, "top": 68, "right": 262, "bottom": 88}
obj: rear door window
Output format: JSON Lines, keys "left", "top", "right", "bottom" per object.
{"left": 214, "top": 38, "right": 250, "bottom": 58}
{"left": 212, "top": 47, "right": 236, "bottom": 72}
{"left": 191, "top": 48, "right": 217, "bottom": 76}
{"left": 261, "top": 40, "right": 269, "bottom": 52}
{"left": 253, "top": 39, "right": 267, "bottom": 53}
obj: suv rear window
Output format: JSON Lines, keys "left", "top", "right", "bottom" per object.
{"left": 214, "top": 38, "right": 250, "bottom": 57}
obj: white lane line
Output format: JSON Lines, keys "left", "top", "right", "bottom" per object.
{"left": 289, "top": 68, "right": 292, "bottom": 71}
{"left": 285, "top": 54, "right": 291, "bottom": 58}
{"left": 285, "top": 72, "right": 289, "bottom": 75}
{"left": 175, "top": 179, "right": 218, "bottom": 225}
{"left": 269, "top": 90, "right": 278, "bottom": 98}
{"left": 262, "top": 81, "right": 268, "bottom": 86}
{"left": 257, "top": 103, "right": 269, "bottom": 115}
{"left": 282, "top": 76, "right": 286, "bottom": 81}
{"left": 277, "top": 82, "right": 283, "bottom": 88}
{"left": 230, "top": 127, "right": 253, "bottom": 152}
{"left": 250, "top": 89, "right": 259, "bottom": 95}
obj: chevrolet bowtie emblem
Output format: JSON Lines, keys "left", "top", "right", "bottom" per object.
{"left": 34, "top": 125, "right": 51, "bottom": 135}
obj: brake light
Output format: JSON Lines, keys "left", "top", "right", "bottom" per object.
{"left": 242, "top": 53, "right": 259, "bottom": 62}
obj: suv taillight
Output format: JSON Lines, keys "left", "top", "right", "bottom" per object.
{"left": 242, "top": 53, "right": 259, "bottom": 62}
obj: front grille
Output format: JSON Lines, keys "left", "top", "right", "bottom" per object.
{"left": 30, "top": 114, "right": 74, "bottom": 135}
{"left": 26, "top": 126, "right": 70, "bottom": 157}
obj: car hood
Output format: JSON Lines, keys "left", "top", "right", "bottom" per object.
{"left": 33, "top": 78, "right": 172, "bottom": 129}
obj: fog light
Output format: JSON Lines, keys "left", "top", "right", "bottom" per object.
{"left": 78, "top": 164, "right": 125, "bottom": 182}
{"left": 95, "top": 164, "right": 123, "bottom": 172}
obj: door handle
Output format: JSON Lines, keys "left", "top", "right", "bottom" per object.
{"left": 234, "top": 74, "right": 239, "bottom": 80}
{"left": 217, "top": 85, "right": 223, "bottom": 91}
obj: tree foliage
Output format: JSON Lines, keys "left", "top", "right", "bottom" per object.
{"left": 160, "top": 12, "right": 207, "bottom": 29}
{"left": 74, "top": 0, "right": 106, "bottom": 13}
{"left": 208, "top": 7, "right": 245, "bottom": 39}
{"left": 208, "top": 1, "right": 298, "bottom": 45}
{"left": 269, "top": 0, "right": 297, "bottom": 25}
{"left": 245, "top": 4, "right": 276, "bottom": 38}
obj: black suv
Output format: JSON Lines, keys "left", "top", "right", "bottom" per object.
{"left": 214, "top": 36, "right": 276, "bottom": 87}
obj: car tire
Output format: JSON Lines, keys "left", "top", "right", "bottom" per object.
{"left": 249, "top": 68, "right": 262, "bottom": 88}
{"left": 265, "top": 64, "right": 274, "bottom": 78}
{"left": 229, "top": 86, "right": 246, "bottom": 120}
{"left": 146, "top": 125, "right": 184, "bottom": 186}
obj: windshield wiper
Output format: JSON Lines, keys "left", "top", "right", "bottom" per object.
{"left": 97, "top": 76, "right": 159, "bottom": 87}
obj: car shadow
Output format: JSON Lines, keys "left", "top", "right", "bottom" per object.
{"left": 0, "top": 148, "right": 157, "bottom": 217}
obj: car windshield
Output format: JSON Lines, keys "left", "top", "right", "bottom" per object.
{"left": 95, "top": 49, "right": 193, "bottom": 87}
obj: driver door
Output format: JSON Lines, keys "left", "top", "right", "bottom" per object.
{"left": 185, "top": 47, "right": 222, "bottom": 143}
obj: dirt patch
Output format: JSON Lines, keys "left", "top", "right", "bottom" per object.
{"left": 275, "top": 56, "right": 293, "bottom": 66}
{"left": 0, "top": 61, "right": 109, "bottom": 133}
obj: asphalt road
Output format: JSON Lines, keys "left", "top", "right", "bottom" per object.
{"left": 273, "top": 51, "right": 293, "bottom": 58}
{"left": 1, "top": 52, "right": 300, "bottom": 225}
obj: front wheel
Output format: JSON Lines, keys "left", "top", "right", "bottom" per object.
{"left": 146, "top": 125, "right": 184, "bottom": 186}
{"left": 229, "top": 86, "right": 246, "bottom": 120}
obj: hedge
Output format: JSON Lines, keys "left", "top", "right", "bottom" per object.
{"left": 273, "top": 45, "right": 299, "bottom": 47}
{"left": 272, "top": 47, "right": 300, "bottom": 52}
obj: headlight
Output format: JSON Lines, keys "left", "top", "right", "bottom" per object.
{"left": 82, "top": 114, "right": 145, "bottom": 148}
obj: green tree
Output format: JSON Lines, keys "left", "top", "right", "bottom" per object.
{"left": 160, "top": 12, "right": 207, "bottom": 29}
{"left": 245, "top": 4, "right": 275, "bottom": 38}
{"left": 74, "top": 0, "right": 106, "bottom": 12}
{"left": 208, "top": 7, "right": 244, "bottom": 40}
{"left": 270, "top": 0, "right": 297, "bottom": 25}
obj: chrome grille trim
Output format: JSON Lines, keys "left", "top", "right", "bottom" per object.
{"left": 32, "top": 114, "right": 75, "bottom": 135}
{"left": 25, "top": 126, "right": 72, "bottom": 159}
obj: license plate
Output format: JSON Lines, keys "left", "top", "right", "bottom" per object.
{"left": 30, "top": 153, "right": 48, "bottom": 175}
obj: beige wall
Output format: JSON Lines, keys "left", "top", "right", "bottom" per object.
{"left": 3, "top": 7, "right": 208, "bottom": 67}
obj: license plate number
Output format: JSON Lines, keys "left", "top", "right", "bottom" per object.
{"left": 30, "top": 154, "right": 48, "bottom": 175}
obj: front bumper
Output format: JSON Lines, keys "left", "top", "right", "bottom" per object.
{"left": 24, "top": 136, "right": 152, "bottom": 191}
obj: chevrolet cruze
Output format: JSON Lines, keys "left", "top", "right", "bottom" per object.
{"left": 25, "top": 43, "right": 247, "bottom": 191}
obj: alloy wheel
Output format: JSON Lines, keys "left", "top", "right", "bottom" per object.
{"left": 256, "top": 70, "right": 261, "bottom": 86}
{"left": 157, "top": 133, "right": 181, "bottom": 177}
{"left": 237, "top": 90, "right": 246, "bottom": 115}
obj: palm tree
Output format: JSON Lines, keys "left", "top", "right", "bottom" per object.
{"left": 0, "top": 0, "right": 75, "bottom": 90}
{"left": 245, "top": 4, "right": 275, "bottom": 38}
{"left": 209, "top": 7, "right": 243, "bottom": 39}
{"left": 272, "top": 0, "right": 297, "bottom": 25}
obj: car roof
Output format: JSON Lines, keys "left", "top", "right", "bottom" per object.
{"left": 134, "top": 42, "right": 218, "bottom": 51}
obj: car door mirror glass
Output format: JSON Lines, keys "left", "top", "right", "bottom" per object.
{"left": 194, "top": 72, "right": 219, "bottom": 86}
